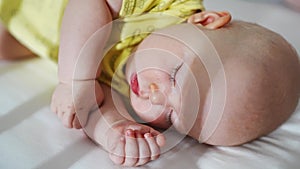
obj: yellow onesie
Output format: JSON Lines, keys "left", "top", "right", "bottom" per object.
{"left": 0, "top": 0, "right": 204, "bottom": 96}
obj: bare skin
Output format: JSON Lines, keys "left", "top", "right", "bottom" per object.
{"left": 0, "top": 8, "right": 233, "bottom": 166}
{"left": 4, "top": 2, "right": 298, "bottom": 166}
{"left": 50, "top": 1, "right": 231, "bottom": 166}
{"left": 126, "top": 21, "right": 300, "bottom": 146}
{"left": 51, "top": 0, "right": 231, "bottom": 130}
{"left": 0, "top": 23, "right": 33, "bottom": 60}
{"left": 84, "top": 84, "right": 166, "bottom": 166}
{"left": 51, "top": 0, "right": 123, "bottom": 129}
{"left": 1, "top": 0, "right": 164, "bottom": 166}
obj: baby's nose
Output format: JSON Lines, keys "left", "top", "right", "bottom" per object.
{"left": 150, "top": 90, "right": 165, "bottom": 105}
{"left": 149, "top": 83, "right": 166, "bottom": 105}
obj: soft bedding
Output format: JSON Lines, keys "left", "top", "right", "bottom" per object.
{"left": 1, "top": 0, "right": 300, "bottom": 169}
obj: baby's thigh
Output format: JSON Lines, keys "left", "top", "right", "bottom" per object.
{"left": 0, "top": 23, "right": 33, "bottom": 59}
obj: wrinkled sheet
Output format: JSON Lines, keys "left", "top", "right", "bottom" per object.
{"left": 1, "top": 0, "right": 300, "bottom": 168}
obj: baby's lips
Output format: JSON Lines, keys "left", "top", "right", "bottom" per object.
{"left": 130, "top": 73, "right": 139, "bottom": 96}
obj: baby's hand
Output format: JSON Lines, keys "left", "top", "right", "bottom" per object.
{"left": 104, "top": 120, "right": 166, "bottom": 167}
{"left": 51, "top": 80, "right": 104, "bottom": 129}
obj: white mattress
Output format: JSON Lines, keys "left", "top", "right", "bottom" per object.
{"left": 1, "top": 0, "right": 300, "bottom": 169}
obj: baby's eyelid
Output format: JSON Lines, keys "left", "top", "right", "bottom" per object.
{"left": 170, "top": 62, "right": 184, "bottom": 86}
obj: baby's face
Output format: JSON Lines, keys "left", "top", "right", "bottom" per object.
{"left": 129, "top": 69, "right": 180, "bottom": 129}
{"left": 126, "top": 47, "right": 186, "bottom": 129}
{"left": 125, "top": 29, "right": 203, "bottom": 133}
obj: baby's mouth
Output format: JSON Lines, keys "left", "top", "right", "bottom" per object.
{"left": 130, "top": 73, "right": 140, "bottom": 96}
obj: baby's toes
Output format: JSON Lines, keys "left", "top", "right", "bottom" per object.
{"left": 109, "top": 137, "right": 125, "bottom": 165}
{"left": 135, "top": 133, "right": 151, "bottom": 166}
{"left": 123, "top": 130, "right": 138, "bottom": 166}
{"left": 145, "top": 133, "right": 160, "bottom": 160}
{"left": 110, "top": 153, "right": 124, "bottom": 165}
{"left": 149, "top": 129, "right": 166, "bottom": 147}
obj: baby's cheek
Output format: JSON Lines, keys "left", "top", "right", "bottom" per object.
{"left": 130, "top": 93, "right": 156, "bottom": 122}
{"left": 130, "top": 93, "right": 171, "bottom": 128}
{"left": 167, "top": 87, "right": 181, "bottom": 110}
{"left": 130, "top": 93, "right": 152, "bottom": 113}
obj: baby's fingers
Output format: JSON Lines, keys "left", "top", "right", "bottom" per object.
{"left": 145, "top": 133, "right": 160, "bottom": 160}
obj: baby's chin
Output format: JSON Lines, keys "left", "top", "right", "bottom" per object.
{"left": 130, "top": 99, "right": 170, "bottom": 129}
{"left": 129, "top": 87, "right": 185, "bottom": 130}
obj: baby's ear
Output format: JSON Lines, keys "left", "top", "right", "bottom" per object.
{"left": 187, "top": 11, "right": 231, "bottom": 29}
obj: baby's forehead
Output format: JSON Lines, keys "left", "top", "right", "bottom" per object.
{"left": 134, "top": 23, "right": 239, "bottom": 76}
{"left": 139, "top": 33, "right": 186, "bottom": 54}
{"left": 137, "top": 28, "right": 202, "bottom": 60}
{"left": 133, "top": 33, "right": 187, "bottom": 70}
{"left": 142, "top": 24, "right": 218, "bottom": 54}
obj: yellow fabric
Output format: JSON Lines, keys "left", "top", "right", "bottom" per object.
{"left": 0, "top": 0, "right": 204, "bottom": 96}
{"left": 0, "top": 0, "right": 68, "bottom": 61}
{"left": 100, "top": 0, "right": 204, "bottom": 96}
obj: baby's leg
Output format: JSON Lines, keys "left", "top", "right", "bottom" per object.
{"left": 0, "top": 23, "right": 33, "bottom": 60}
{"left": 51, "top": 0, "right": 112, "bottom": 128}
{"left": 86, "top": 84, "right": 165, "bottom": 166}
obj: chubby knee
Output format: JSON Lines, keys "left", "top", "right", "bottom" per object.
{"left": 0, "top": 27, "right": 11, "bottom": 59}
{"left": 0, "top": 25, "right": 33, "bottom": 60}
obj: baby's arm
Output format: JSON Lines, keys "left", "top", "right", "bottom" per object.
{"left": 84, "top": 84, "right": 166, "bottom": 167}
{"left": 51, "top": 0, "right": 112, "bottom": 128}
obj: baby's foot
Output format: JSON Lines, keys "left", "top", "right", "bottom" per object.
{"left": 97, "top": 120, "right": 165, "bottom": 167}
{"left": 51, "top": 80, "right": 104, "bottom": 129}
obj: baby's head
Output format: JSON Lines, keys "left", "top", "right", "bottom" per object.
{"left": 125, "top": 21, "right": 300, "bottom": 144}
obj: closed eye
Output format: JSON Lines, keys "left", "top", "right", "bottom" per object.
{"left": 170, "top": 62, "right": 184, "bottom": 87}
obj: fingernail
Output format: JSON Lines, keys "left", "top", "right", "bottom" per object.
{"left": 126, "top": 129, "right": 132, "bottom": 136}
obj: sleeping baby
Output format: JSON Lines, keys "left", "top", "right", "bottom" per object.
{"left": 1, "top": 0, "right": 299, "bottom": 167}
{"left": 89, "top": 20, "right": 299, "bottom": 166}
{"left": 125, "top": 20, "right": 300, "bottom": 146}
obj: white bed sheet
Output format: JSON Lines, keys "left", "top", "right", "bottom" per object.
{"left": 1, "top": 0, "right": 300, "bottom": 169}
